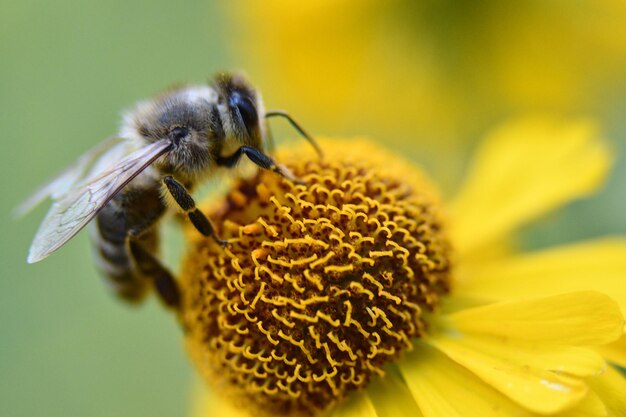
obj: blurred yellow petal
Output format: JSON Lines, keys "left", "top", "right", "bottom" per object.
{"left": 595, "top": 334, "right": 626, "bottom": 370}
{"left": 400, "top": 342, "right": 537, "bottom": 417}
{"left": 454, "top": 237, "right": 517, "bottom": 271}
{"left": 367, "top": 369, "right": 423, "bottom": 417}
{"left": 190, "top": 383, "right": 249, "bottom": 417}
{"left": 446, "top": 292, "right": 624, "bottom": 345}
{"left": 329, "top": 390, "right": 377, "bottom": 417}
{"left": 431, "top": 332, "right": 606, "bottom": 378}
{"left": 457, "top": 238, "right": 626, "bottom": 316}
{"left": 450, "top": 118, "right": 611, "bottom": 256}
{"left": 440, "top": 294, "right": 493, "bottom": 315}
{"left": 221, "top": 1, "right": 468, "bottom": 148}
{"left": 588, "top": 365, "right": 626, "bottom": 417}
{"left": 430, "top": 334, "right": 589, "bottom": 414}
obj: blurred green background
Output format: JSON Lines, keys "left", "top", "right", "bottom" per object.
{"left": 1, "top": 1, "right": 626, "bottom": 417}
{"left": 1, "top": 1, "right": 228, "bottom": 416}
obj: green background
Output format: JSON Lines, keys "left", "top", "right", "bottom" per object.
{"left": 1, "top": 2, "right": 228, "bottom": 416}
{"left": 1, "top": 2, "right": 625, "bottom": 417}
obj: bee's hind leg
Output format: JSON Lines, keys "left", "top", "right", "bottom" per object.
{"left": 127, "top": 236, "right": 181, "bottom": 309}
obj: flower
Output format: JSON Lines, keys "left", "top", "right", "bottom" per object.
{"left": 181, "top": 118, "right": 626, "bottom": 417}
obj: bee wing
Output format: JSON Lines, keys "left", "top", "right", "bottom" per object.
{"left": 14, "top": 136, "right": 129, "bottom": 217}
{"left": 27, "top": 139, "right": 172, "bottom": 263}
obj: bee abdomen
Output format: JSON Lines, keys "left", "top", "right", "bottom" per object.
{"left": 90, "top": 203, "right": 152, "bottom": 302}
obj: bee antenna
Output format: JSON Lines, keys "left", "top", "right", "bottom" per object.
{"left": 265, "top": 110, "right": 323, "bottom": 158}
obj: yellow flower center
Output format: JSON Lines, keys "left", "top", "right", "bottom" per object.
{"left": 181, "top": 139, "right": 452, "bottom": 417}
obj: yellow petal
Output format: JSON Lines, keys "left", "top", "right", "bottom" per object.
{"left": 189, "top": 382, "right": 250, "bottom": 417}
{"left": 446, "top": 291, "right": 624, "bottom": 345}
{"left": 457, "top": 238, "right": 626, "bottom": 317}
{"left": 399, "top": 341, "right": 537, "bottom": 417}
{"left": 429, "top": 333, "right": 589, "bottom": 414}
{"left": 588, "top": 365, "right": 626, "bottom": 417}
{"left": 431, "top": 331, "right": 606, "bottom": 378}
{"left": 455, "top": 237, "right": 517, "bottom": 271}
{"left": 367, "top": 369, "right": 423, "bottom": 417}
{"left": 450, "top": 117, "right": 611, "bottom": 256}
{"left": 595, "top": 334, "right": 626, "bottom": 369}
{"left": 330, "top": 390, "right": 377, "bottom": 417}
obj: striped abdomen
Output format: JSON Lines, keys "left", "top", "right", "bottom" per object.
{"left": 90, "top": 183, "right": 165, "bottom": 303}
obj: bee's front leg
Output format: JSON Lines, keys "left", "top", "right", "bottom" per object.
{"left": 162, "top": 176, "right": 227, "bottom": 247}
{"left": 217, "top": 146, "right": 304, "bottom": 185}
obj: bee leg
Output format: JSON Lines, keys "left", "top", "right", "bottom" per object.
{"left": 162, "top": 176, "right": 228, "bottom": 247}
{"left": 217, "top": 146, "right": 304, "bottom": 185}
{"left": 127, "top": 237, "right": 181, "bottom": 309}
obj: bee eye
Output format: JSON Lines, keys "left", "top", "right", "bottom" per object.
{"left": 231, "top": 94, "right": 258, "bottom": 130}
{"left": 169, "top": 127, "right": 189, "bottom": 144}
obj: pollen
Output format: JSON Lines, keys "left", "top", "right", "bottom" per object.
{"left": 180, "top": 139, "right": 452, "bottom": 417}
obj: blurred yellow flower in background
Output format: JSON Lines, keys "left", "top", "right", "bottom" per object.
{"left": 222, "top": 1, "right": 626, "bottom": 152}
{"left": 183, "top": 118, "right": 626, "bottom": 417}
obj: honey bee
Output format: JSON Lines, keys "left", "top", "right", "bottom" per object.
{"left": 19, "top": 72, "right": 321, "bottom": 309}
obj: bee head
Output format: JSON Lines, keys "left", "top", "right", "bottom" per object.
{"left": 213, "top": 73, "right": 265, "bottom": 150}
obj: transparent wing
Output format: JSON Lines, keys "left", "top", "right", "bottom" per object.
{"left": 27, "top": 139, "right": 172, "bottom": 263}
{"left": 14, "top": 136, "right": 129, "bottom": 217}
